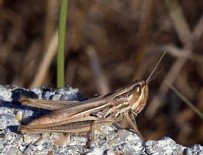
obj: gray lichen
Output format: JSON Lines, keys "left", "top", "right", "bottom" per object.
{"left": 0, "top": 85, "right": 202, "bottom": 155}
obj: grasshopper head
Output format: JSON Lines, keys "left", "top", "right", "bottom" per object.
{"left": 128, "top": 52, "right": 165, "bottom": 113}
{"left": 128, "top": 80, "right": 149, "bottom": 114}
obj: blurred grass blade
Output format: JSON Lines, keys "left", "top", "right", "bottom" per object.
{"left": 167, "top": 82, "right": 203, "bottom": 120}
{"left": 57, "top": 0, "right": 68, "bottom": 88}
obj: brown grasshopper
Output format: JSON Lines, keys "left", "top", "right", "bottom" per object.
{"left": 18, "top": 53, "right": 165, "bottom": 141}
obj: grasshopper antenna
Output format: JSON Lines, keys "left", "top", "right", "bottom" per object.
{"left": 146, "top": 52, "right": 166, "bottom": 84}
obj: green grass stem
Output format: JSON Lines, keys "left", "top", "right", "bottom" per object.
{"left": 57, "top": 0, "right": 68, "bottom": 88}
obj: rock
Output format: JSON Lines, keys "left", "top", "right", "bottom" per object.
{"left": 0, "top": 85, "right": 202, "bottom": 154}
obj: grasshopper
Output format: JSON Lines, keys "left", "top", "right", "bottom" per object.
{"left": 18, "top": 53, "right": 165, "bottom": 142}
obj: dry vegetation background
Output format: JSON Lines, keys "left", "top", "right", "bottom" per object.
{"left": 0, "top": 0, "right": 203, "bottom": 146}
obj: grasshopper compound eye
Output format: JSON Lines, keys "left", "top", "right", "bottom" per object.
{"left": 136, "top": 86, "right": 141, "bottom": 93}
